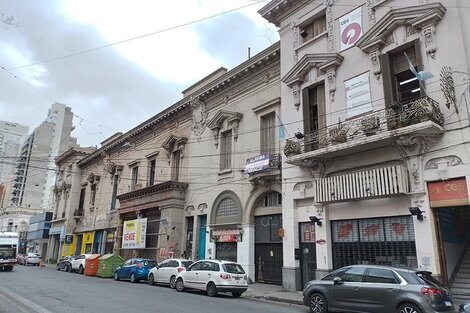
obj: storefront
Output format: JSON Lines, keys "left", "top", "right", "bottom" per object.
{"left": 212, "top": 228, "right": 241, "bottom": 262}
{"left": 331, "top": 216, "right": 417, "bottom": 269}
{"left": 428, "top": 177, "right": 470, "bottom": 283}
{"left": 299, "top": 222, "right": 316, "bottom": 287}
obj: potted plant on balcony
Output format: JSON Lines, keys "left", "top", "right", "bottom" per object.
{"left": 284, "top": 139, "right": 301, "bottom": 157}
{"left": 329, "top": 119, "right": 348, "bottom": 144}
{"left": 361, "top": 115, "right": 381, "bottom": 136}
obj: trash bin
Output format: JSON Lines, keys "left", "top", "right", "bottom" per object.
{"left": 96, "top": 254, "right": 124, "bottom": 278}
{"left": 84, "top": 254, "right": 101, "bottom": 276}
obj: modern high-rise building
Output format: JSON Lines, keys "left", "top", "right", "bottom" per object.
{"left": 0, "top": 120, "right": 29, "bottom": 185}
{"left": 9, "top": 102, "right": 77, "bottom": 211}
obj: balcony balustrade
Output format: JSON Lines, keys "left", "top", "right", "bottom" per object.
{"left": 284, "top": 96, "right": 444, "bottom": 159}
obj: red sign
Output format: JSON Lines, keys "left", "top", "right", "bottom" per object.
{"left": 338, "top": 223, "right": 353, "bottom": 239}
{"left": 316, "top": 239, "right": 326, "bottom": 245}
{"left": 427, "top": 178, "right": 469, "bottom": 207}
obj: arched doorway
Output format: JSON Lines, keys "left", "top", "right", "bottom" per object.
{"left": 254, "top": 191, "right": 283, "bottom": 284}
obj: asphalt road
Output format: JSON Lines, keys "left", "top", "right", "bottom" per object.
{"left": 0, "top": 265, "right": 307, "bottom": 313}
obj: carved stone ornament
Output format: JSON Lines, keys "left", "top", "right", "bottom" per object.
{"left": 104, "top": 162, "right": 117, "bottom": 175}
{"left": 292, "top": 23, "right": 299, "bottom": 63}
{"left": 190, "top": 97, "right": 209, "bottom": 137}
{"left": 185, "top": 205, "right": 195, "bottom": 213}
{"left": 326, "top": 68, "right": 337, "bottom": 102}
{"left": 422, "top": 24, "right": 437, "bottom": 59}
{"left": 425, "top": 155, "right": 463, "bottom": 169}
{"left": 410, "top": 163, "right": 420, "bottom": 186}
{"left": 293, "top": 181, "right": 313, "bottom": 191}
{"left": 301, "top": 158, "right": 334, "bottom": 178}
{"left": 370, "top": 49, "right": 382, "bottom": 80}
{"left": 87, "top": 172, "right": 95, "bottom": 183}
{"left": 367, "top": 0, "right": 376, "bottom": 26}
{"left": 395, "top": 134, "right": 442, "bottom": 158}
{"left": 197, "top": 203, "right": 208, "bottom": 212}
{"left": 326, "top": 1, "right": 335, "bottom": 52}
{"left": 284, "top": 139, "right": 301, "bottom": 157}
{"left": 440, "top": 66, "right": 457, "bottom": 113}
{"left": 292, "top": 83, "right": 301, "bottom": 110}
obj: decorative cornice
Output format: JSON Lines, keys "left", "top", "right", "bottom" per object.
{"left": 356, "top": 3, "right": 446, "bottom": 53}
{"left": 207, "top": 110, "right": 243, "bottom": 145}
{"left": 282, "top": 53, "right": 344, "bottom": 87}
{"left": 117, "top": 181, "right": 188, "bottom": 202}
{"left": 425, "top": 155, "right": 463, "bottom": 169}
{"left": 259, "top": 0, "right": 311, "bottom": 27}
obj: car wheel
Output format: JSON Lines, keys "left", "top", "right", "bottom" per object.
{"left": 56, "top": 264, "right": 60, "bottom": 270}
{"left": 206, "top": 282, "right": 218, "bottom": 297}
{"left": 309, "top": 293, "right": 327, "bottom": 313}
{"left": 232, "top": 292, "right": 242, "bottom": 298}
{"left": 397, "top": 303, "right": 422, "bottom": 313}
{"left": 67, "top": 265, "right": 72, "bottom": 273}
{"left": 148, "top": 274, "right": 155, "bottom": 285}
{"left": 175, "top": 278, "right": 185, "bottom": 292}
{"left": 78, "top": 265, "right": 84, "bottom": 274}
{"left": 114, "top": 272, "right": 120, "bottom": 281}
{"left": 170, "top": 276, "right": 177, "bottom": 289}
{"left": 130, "top": 273, "right": 137, "bottom": 283}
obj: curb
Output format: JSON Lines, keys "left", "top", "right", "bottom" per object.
{"left": 244, "top": 294, "right": 303, "bottom": 306}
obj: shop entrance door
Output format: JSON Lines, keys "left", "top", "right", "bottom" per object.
{"left": 299, "top": 222, "right": 317, "bottom": 287}
{"left": 74, "top": 235, "right": 83, "bottom": 255}
{"left": 198, "top": 215, "right": 206, "bottom": 260}
{"left": 255, "top": 214, "right": 283, "bottom": 284}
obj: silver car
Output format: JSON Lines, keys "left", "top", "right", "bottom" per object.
{"left": 303, "top": 265, "right": 455, "bottom": 313}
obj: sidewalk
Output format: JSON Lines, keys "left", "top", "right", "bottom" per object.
{"left": 243, "top": 283, "right": 303, "bottom": 306}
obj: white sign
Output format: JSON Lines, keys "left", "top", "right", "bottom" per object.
{"left": 122, "top": 218, "right": 147, "bottom": 249}
{"left": 345, "top": 72, "right": 372, "bottom": 118}
{"left": 0, "top": 233, "right": 18, "bottom": 245}
{"left": 245, "top": 154, "right": 270, "bottom": 174}
{"left": 340, "top": 7, "right": 362, "bottom": 51}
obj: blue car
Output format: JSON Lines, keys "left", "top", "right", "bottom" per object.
{"left": 114, "top": 258, "right": 158, "bottom": 283}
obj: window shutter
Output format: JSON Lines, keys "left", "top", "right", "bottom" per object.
{"left": 380, "top": 53, "right": 394, "bottom": 105}
{"left": 302, "top": 88, "right": 310, "bottom": 132}
{"left": 413, "top": 39, "right": 425, "bottom": 97}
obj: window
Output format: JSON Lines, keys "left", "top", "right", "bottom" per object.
{"left": 260, "top": 113, "right": 276, "bottom": 155}
{"left": 258, "top": 192, "right": 282, "bottom": 207}
{"left": 148, "top": 159, "right": 156, "bottom": 186}
{"left": 77, "top": 186, "right": 86, "bottom": 215}
{"left": 220, "top": 130, "right": 232, "bottom": 170}
{"left": 340, "top": 266, "right": 366, "bottom": 282}
{"left": 364, "top": 268, "right": 399, "bottom": 284}
{"left": 302, "top": 82, "right": 326, "bottom": 150}
{"left": 381, "top": 41, "right": 422, "bottom": 105}
{"left": 110, "top": 174, "right": 119, "bottom": 212}
{"left": 300, "top": 15, "right": 326, "bottom": 43}
{"left": 171, "top": 150, "right": 181, "bottom": 181}
{"left": 189, "top": 261, "right": 203, "bottom": 271}
{"left": 131, "top": 166, "right": 139, "bottom": 189}
{"left": 216, "top": 198, "right": 238, "bottom": 217}
{"left": 7, "top": 220, "right": 13, "bottom": 232}
{"left": 90, "top": 183, "right": 97, "bottom": 208}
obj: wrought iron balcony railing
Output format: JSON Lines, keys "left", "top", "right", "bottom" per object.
{"left": 285, "top": 96, "right": 444, "bottom": 156}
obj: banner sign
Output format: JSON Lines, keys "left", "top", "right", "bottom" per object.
{"left": 340, "top": 7, "right": 363, "bottom": 51}
{"left": 245, "top": 154, "right": 270, "bottom": 174}
{"left": 65, "top": 234, "right": 73, "bottom": 244}
{"left": 345, "top": 72, "right": 372, "bottom": 118}
{"left": 427, "top": 178, "right": 469, "bottom": 207}
{"left": 122, "top": 218, "right": 147, "bottom": 249}
{"left": 211, "top": 228, "right": 241, "bottom": 243}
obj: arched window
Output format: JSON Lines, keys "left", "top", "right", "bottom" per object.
{"left": 257, "top": 191, "right": 282, "bottom": 208}
{"left": 216, "top": 198, "right": 238, "bottom": 217}
{"left": 212, "top": 191, "right": 242, "bottom": 225}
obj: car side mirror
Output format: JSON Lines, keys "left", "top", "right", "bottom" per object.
{"left": 333, "top": 277, "right": 343, "bottom": 285}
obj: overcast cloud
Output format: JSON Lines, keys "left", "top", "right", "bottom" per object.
{"left": 0, "top": 0, "right": 278, "bottom": 147}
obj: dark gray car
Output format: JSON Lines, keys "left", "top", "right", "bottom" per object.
{"left": 303, "top": 264, "right": 455, "bottom": 313}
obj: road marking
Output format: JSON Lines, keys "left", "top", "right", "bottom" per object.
{"left": 0, "top": 286, "right": 52, "bottom": 313}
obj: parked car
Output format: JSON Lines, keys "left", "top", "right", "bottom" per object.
{"left": 459, "top": 301, "right": 470, "bottom": 313}
{"left": 302, "top": 264, "right": 455, "bottom": 313}
{"left": 70, "top": 254, "right": 91, "bottom": 274}
{"left": 56, "top": 256, "right": 75, "bottom": 272}
{"left": 148, "top": 258, "right": 193, "bottom": 288}
{"left": 175, "top": 260, "right": 248, "bottom": 297}
{"left": 22, "top": 253, "right": 41, "bottom": 266}
{"left": 114, "top": 258, "right": 158, "bottom": 283}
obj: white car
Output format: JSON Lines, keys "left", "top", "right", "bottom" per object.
{"left": 22, "top": 253, "right": 41, "bottom": 266}
{"left": 148, "top": 258, "right": 193, "bottom": 288}
{"left": 70, "top": 254, "right": 91, "bottom": 274}
{"left": 175, "top": 260, "right": 248, "bottom": 297}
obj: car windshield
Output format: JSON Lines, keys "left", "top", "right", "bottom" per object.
{"left": 142, "top": 260, "right": 158, "bottom": 268}
{"left": 223, "top": 263, "right": 245, "bottom": 274}
{"left": 182, "top": 261, "right": 193, "bottom": 268}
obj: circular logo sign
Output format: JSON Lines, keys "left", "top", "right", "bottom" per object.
{"left": 341, "top": 22, "right": 361, "bottom": 45}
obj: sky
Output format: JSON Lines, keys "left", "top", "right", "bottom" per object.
{"left": 0, "top": 0, "right": 279, "bottom": 147}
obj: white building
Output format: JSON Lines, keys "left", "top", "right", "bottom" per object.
{"left": 260, "top": 0, "right": 470, "bottom": 297}
{"left": 0, "top": 120, "right": 29, "bottom": 185}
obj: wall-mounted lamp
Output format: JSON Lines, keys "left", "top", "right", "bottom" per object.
{"left": 239, "top": 229, "right": 244, "bottom": 235}
{"left": 309, "top": 216, "right": 323, "bottom": 227}
{"left": 295, "top": 132, "right": 304, "bottom": 139}
{"left": 409, "top": 207, "right": 424, "bottom": 221}
{"left": 300, "top": 29, "right": 308, "bottom": 38}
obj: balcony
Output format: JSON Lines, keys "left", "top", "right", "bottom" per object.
{"left": 73, "top": 209, "right": 84, "bottom": 219}
{"left": 285, "top": 96, "right": 444, "bottom": 163}
{"left": 244, "top": 153, "right": 282, "bottom": 186}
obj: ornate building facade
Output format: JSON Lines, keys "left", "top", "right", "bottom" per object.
{"left": 260, "top": 0, "right": 470, "bottom": 293}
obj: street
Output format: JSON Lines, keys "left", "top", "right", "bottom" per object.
{"left": 0, "top": 266, "right": 307, "bottom": 313}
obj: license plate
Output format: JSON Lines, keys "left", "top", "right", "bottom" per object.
{"left": 445, "top": 301, "right": 452, "bottom": 306}
{"left": 234, "top": 277, "right": 241, "bottom": 280}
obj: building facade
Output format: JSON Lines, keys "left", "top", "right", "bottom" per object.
{"left": 260, "top": 0, "right": 470, "bottom": 292}
{"left": 0, "top": 120, "right": 29, "bottom": 185}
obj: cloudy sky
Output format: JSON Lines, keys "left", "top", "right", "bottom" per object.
{"left": 0, "top": 0, "right": 278, "bottom": 147}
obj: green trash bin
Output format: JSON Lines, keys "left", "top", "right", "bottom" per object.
{"left": 96, "top": 254, "right": 124, "bottom": 278}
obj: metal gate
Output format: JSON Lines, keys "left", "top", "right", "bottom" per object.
{"left": 215, "top": 242, "right": 237, "bottom": 262}
{"left": 331, "top": 216, "right": 417, "bottom": 269}
{"left": 255, "top": 214, "right": 283, "bottom": 284}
